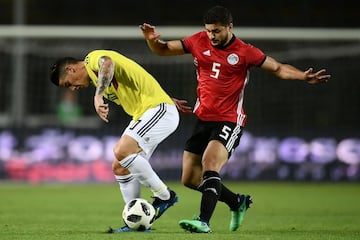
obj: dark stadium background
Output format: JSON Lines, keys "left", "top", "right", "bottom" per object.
{"left": 1, "top": 0, "right": 359, "bottom": 28}
{"left": 0, "top": 0, "right": 359, "bottom": 182}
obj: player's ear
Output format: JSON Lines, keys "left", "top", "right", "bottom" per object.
{"left": 65, "top": 65, "right": 75, "bottom": 73}
{"left": 228, "top": 23, "right": 233, "bottom": 31}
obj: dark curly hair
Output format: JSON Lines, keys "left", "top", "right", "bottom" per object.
{"left": 50, "top": 57, "right": 79, "bottom": 86}
{"left": 203, "top": 5, "right": 233, "bottom": 26}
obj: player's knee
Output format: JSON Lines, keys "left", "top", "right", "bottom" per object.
{"left": 113, "top": 144, "right": 128, "bottom": 161}
{"left": 113, "top": 137, "right": 140, "bottom": 161}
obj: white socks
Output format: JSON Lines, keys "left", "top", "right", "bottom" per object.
{"left": 119, "top": 153, "right": 170, "bottom": 200}
{"left": 114, "top": 174, "right": 140, "bottom": 203}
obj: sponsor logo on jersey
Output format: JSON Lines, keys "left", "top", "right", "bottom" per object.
{"left": 107, "top": 93, "right": 118, "bottom": 101}
{"left": 202, "top": 50, "right": 211, "bottom": 56}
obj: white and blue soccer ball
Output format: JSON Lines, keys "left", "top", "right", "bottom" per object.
{"left": 122, "top": 198, "right": 156, "bottom": 231}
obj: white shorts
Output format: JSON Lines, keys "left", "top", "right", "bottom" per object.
{"left": 123, "top": 103, "right": 179, "bottom": 159}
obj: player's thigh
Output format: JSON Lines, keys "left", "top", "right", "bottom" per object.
{"left": 124, "top": 104, "right": 179, "bottom": 157}
{"left": 182, "top": 151, "right": 203, "bottom": 188}
{"left": 202, "top": 140, "right": 229, "bottom": 172}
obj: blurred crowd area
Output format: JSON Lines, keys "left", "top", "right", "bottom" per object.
{"left": 0, "top": 128, "right": 359, "bottom": 182}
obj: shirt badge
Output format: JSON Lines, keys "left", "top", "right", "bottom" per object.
{"left": 227, "top": 53, "right": 239, "bottom": 65}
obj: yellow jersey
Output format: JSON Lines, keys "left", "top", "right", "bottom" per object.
{"left": 84, "top": 50, "right": 174, "bottom": 121}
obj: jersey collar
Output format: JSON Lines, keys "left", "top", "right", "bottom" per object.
{"left": 214, "top": 34, "right": 236, "bottom": 50}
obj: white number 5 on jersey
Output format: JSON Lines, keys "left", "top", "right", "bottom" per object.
{"left": 210, "top": 62, "right": 221, "bottom": 79}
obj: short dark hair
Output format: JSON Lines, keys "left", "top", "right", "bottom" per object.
{"left": 203, "top": 5, "right": 233, "bottom": 26}
{"left": 50, "top": 57, "right": 79, "bottom": 86}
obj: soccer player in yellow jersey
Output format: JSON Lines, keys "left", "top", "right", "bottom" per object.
{"left": 50, "top": 49, "right": 182, "bottom": 232}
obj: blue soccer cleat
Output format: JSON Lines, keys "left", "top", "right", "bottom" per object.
{"left": 152, "top": 189, "right": 178, "bottom": 219}
{"left": 107, "top": 226, "right": 151, "bottom": 233}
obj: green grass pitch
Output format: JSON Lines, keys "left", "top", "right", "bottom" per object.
{"left": 1, "top": 181, "right": 359, "bottom": 240}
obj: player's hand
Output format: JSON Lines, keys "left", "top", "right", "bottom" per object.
{"left": 140, "top": 23, "right": 160, "bottom": 42}
{"left": 172, "top": 98, "right": 192, "bottom": 114}
{"left": 94, "top": 95, "right": 109, "bottom": 122}
{"left": 304, "top": 68, "right": 331, "bottom": 84}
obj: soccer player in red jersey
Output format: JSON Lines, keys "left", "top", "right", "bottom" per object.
{"left": 141, "top": 6, "right": 331, "bottom": 233}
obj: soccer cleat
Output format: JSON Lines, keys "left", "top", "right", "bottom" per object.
{"left": 152, "top": 189, "right": 178, "bottom": 219}
{"left": 229, "top": 194, "right": 253, "bottom": 231}
{"left": 107, "top": 226, "right": 151, "bottom": 233}
{"left": 179, "top": 216, "right": 211, "bottom": 233}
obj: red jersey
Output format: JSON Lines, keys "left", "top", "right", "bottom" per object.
{"left": 182, "top": 31, "right": 266, "bottom": 126}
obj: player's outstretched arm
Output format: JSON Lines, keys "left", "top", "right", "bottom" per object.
{"left": 140, "top": 23, "right": 185, "bottom": 56}
{"left": 261, "top": 56, "right": 331, "bottom": 84}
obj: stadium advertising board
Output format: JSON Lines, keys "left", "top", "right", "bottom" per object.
{"left": 0, "top": 128, "right": 359, "bottom": 183}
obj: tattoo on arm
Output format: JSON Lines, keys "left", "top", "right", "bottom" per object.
{"left": 95, "top": 56, "right": 115, "bottom": 96}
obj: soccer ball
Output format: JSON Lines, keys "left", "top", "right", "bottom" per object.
{"left": 122, "top": 198, "right": 156, "bottom": 231}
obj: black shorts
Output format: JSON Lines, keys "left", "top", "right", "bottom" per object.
{"left": 184, "top": 119, "right": 243, "bottom": 159}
